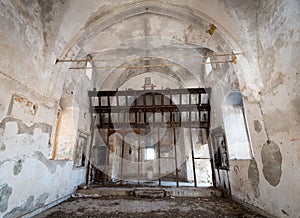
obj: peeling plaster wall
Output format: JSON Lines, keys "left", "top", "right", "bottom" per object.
{"left": 0, "top": 114, "right": 84, "bottom": 217}
{"left": 0, "top": 2, "right": 93, "bottom": 216}
{"left": 217, "top": 1, "right": 300, "bottom": 218}
{"left": 253, "top": 1, "right": 299, "bottom": 217}
{"left": 0, "top": 81, "right": 92, "bottom": 217}
{"left": 0, "top": 76, "right": 92, "bottom": 217}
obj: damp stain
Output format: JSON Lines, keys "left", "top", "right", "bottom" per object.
{"left": 4, "top": 195, "right": 34, "bottom": 218}
{"left": 261, "top": 140, "right": 282, "bottom": 186}
{"left": 0, "top": 183, "right": 13, "bottom": 213}
{"left": 13, "top": 159, "right": 24, "bottom": 175}
{"left": 36, "top": 193, "right": 49, "bottom": 207}
{"left": 254, "top": 120, "right": 262, "bottom": 133}
{"left": 248, "top": 159, "right": 260, "bottom": 198}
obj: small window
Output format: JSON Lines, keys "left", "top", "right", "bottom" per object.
{"left": 145, "top": 147, "right": 155, "bottom": 160}
{"left": 205, "top": 57, "right": 213, "bottom": 75}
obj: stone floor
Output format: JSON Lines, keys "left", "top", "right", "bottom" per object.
{"left": 35, "top": 196, "right": 265, "bottom": 218}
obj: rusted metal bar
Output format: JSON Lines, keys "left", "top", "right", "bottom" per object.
{"left": 56, "top": 52, "right": 243, "bottom": 64}
{"left": 68, "top": 59, "right": 238, "bottom": 70}
{"left": 190, "top": 128, "right": 197, "bottom": 187}
{"left": 69, "top": 64, "right": 180, "bottom": 70}
{"left": 56, "top": 59, "right": 89, "bottom": 63}
{"left": 173, "top": 127, "right": 179, "bottom": 187}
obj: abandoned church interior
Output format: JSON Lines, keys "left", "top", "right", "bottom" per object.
{"left": 0, "top": 0, "right": 299, "bottom": 217}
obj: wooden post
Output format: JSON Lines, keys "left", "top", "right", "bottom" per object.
{"left": 173, "top": 127, "right": 179, "bottom": 187}
{"left": 85, "top": 115, "right": 96, "bottom": 186}
{"left": 158, "top": 128, "right": 161, "bottom": 186}
{"left": 207, "top": 128, "right": 217, "bottom": 187}
{"left": 190, "top": 128, "right": 197, "bottom": 187}
{"left": 138, "top": 129, "right": 141, "bottom": 184}
{"left": 120, "top": 133, "right": 125, "bottom": 185}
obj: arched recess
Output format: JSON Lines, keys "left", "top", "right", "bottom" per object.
{"left": 221, "top": 91, "right": 253, "bottom": 160}
{"left": 99, "top": 58, "right": 202, "bottom": 90}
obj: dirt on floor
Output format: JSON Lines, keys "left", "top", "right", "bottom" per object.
{"left": 34, "top": 196, "right": 266, "bottom": 218}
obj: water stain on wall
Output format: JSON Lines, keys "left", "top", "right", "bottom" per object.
{"left": 0, "top": 183, "right": 12, "bottom": 213}
{"left": 248, "top": 159, "right": 260, "bottom": 198}
{"left": 13, "top": 159, "right": 24, "bottom": 175}
{"left": 254, "top": 120, "right": 262, "bottom": 133}
{"left": 35, "top": 193, "right": 49, "bottom": 207}
{"left": 261, "top": 140, "right": 282, "bottom": 186}
{"left": 4, "top": 195, "right": 34, "bottom": 218}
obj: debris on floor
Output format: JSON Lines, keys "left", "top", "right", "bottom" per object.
{"left": 34, "top": 196, "right": 265, "bottom": 218}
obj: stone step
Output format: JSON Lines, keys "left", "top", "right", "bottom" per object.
{"left": 134, "top": 188, "right": 166, "bottom": 198}
{"left": 75, "top": 187, "right": 222, "bottom": 198}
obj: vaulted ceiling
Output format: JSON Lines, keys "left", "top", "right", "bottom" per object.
{"left": 0, "top": 0, "right": 261, "bottom": 99}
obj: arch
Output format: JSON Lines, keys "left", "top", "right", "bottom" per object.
{"left": 100, "top": 57, "right": 202, "bottom": 90}
{"left": 59, "top": 1, "right": 262, "bottom": 97}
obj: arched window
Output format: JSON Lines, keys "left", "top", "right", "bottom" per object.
{"left": 221, "top": 91, "right": 252, "bottom": 159}
{"left": 205, "top": 57, "right": 213, "bottom": 75}
{"left": 86, "top": 61, "right": 93, "bottom": 80}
